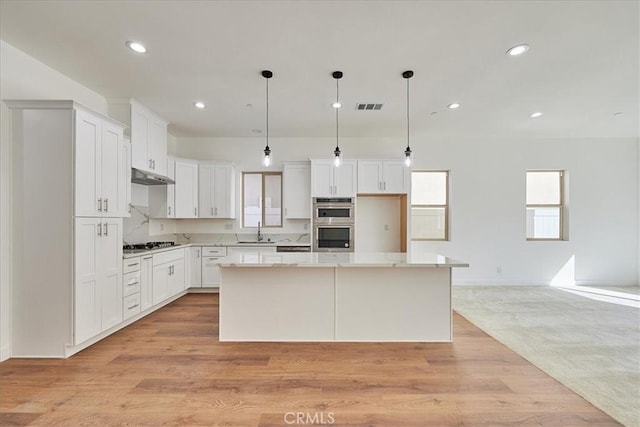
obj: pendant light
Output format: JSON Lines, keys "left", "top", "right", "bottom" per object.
{"left": 403, "top": 70, "right": 414, "bottom": 167}
{"left": 262, "top": 70, "right": 273, "bottom": 167}
{"left": 332, "top": 71, "right": 343, "bottom": 167}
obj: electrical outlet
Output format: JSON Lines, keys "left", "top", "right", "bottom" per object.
{"left": 225, "top": 223, "right": 233, "bottom": 230}
{"left": 304, "top": 223, "right": 308, "bottom": 230}
{"left": 160, "top": 223, "right": 164, "bottom": 231}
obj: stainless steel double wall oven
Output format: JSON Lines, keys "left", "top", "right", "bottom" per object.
{"left": 312, "top": 197, "right": 354, "bottom": 252}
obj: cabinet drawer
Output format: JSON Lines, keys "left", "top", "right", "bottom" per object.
{"left": 202, "top": 246, "right": 227, "bottom": 256}
{"left": 153, "top": 248, "right": 184, "bottom": 266}
{"left": 123, "top": 257, "right": 142, "bottom": 274}
{"left": 123, "top": 271, "right": 141, "bottom": 297}
{"left": 123, "top": 293, "right": 141, "bottom": 320}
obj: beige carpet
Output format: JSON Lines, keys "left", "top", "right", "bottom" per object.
{"left": 452, "top": 285, "right": 640, "bottom": 427}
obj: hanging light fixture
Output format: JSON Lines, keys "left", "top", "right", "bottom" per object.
{"left": 262, "top": 70, "right": 273, "bottom": 167}
{"left": 332, "top": 71, "right": 343, "bottom": 167}
{"left": 403, "top": 70, "right": 414, "bottom": 167}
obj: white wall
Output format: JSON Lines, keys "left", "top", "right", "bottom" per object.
{"left": 175, "top": 136, "right": 639, "bottom": 286}
{"left": 0, "top": 41, "right": 109, "bottom": 361}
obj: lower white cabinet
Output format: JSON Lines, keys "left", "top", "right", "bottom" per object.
{"left": 202, "top": 247, "right": 227, "bottom": 288}
{"left": 140, "top": 255, "right": 153, "bottom": 311}
{"left": 188, "top": 246, "right": 203, "bottom": 288}
{"left": 226, "top": 246, "right": 277, "bottom": 255}
{"left": 152, "top": 249, "right": 185, "bottom": 304}
{"left": 74, "top": 218, "right": 123, "bottom": 345}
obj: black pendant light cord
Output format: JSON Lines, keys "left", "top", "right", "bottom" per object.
{"left": 335, "top": 77, "right": 339, "bottom": 151}
{"left": 266, "top": 74, "right": 270, "bottom": 150}
{"left": 406, "top": 75, "right": 410, "bottom": 151}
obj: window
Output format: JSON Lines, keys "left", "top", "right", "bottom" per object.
{"left": 242, "top": 172, "right": 282, "bottom": 228}
{"left": 411, "top": 171, "right": 449, "bottom": 240}
{"left": 526, "top": 170, "right": 564, "bottom": 240}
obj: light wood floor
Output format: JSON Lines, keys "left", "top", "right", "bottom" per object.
{"left": 0, "top": 294, "right": 620, "bottom": 426}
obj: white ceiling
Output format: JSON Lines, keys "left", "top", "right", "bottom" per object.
{"left": 1, "top": 0, "right": 638, "bottom": 139}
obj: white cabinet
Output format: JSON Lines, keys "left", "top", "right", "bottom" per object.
{"left": 140, "top": 255, "right": 153, "bottom": 311}
{"left": 148, "top": 157, "right": 176, "bottom": 218}
{"left": 357, "top": 160, "right": 408, "bottom": 194}
{"left": 175, "top": 159, "right": 199, "bottom": 218}
{"left": 108, "top": 99, "right": 168, "bottom": 175}
{"left": 311, "top": 159, "right": 357, "bottom": 197}
{"left": 283, "top": 162, "right": 311, "bottom": 219}
{"left": 199, "top": 163, "right": 236, "bottom": 218}
{"left": 74, "top": 218, "right": 123, "bottom": 344}
{"left": 75, "top": 108, "right": 127, "bottom": 217}
{"left": 130, "top": 101, "right": 167, "bottom": 174}
{"left": 124, "top": 137, "right": 132, "bottom": 216}
{"left": 152, "top": 249, "right": 185, "bottom": 305}
{"left": 201, "top": 247, "right": 227, "bottom": 288}
{"left": 6, "top": 100, "right": 128, "bottom": 357}
{"left": 188, "top": 246, "right": 202, "bottom": 288}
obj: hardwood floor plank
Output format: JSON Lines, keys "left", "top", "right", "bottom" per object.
{"left": 0, "top": 293, "right": 621, "bottom": 426}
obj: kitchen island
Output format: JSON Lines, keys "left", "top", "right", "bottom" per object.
{"left": 218, "top": 252, "right": 468, "bottom": 342}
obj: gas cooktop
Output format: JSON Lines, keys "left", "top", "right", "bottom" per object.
{"left": 123, "top": 241, "right": 178, "bottom": 252}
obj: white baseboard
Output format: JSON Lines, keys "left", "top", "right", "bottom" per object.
{"left": 0, "top": 344, "right": 10, "bottom": 362}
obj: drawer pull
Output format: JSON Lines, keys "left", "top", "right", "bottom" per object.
{"left": 127, "top": 281, "right": 139, "bottom": 287}
{"left": 127, "top": 303, "right": 139, "bottom": 310}
{"left": 127, "top": 263, "right": 139, "bottom": 267}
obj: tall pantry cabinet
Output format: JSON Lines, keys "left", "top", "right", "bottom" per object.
{"left": 6, "top": 100, "right": 127, "bottom": 357}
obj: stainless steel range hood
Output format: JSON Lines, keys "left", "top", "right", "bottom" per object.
{"left": 131, "top": 168, "right": 175, "bottom": 185}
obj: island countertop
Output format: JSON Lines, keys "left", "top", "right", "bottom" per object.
{"left": 217, "top": 252, "right": 468, "bottom": 268}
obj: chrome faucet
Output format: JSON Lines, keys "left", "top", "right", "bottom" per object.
{"left": 257, "top": 221, "right": 263, "bottom": 241}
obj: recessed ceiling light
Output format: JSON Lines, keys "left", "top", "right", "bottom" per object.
{"left": 506, "top": 44, "right": 530, "bottom": 56}
{"left": 193, "top": 102, "right": 206, "bottom": 109}
{"left": 125, "top": 41, "right": 147, "bottom": 53}
{"left": 332, "top": 102, "right": 342, "bottom": 109}
{"left": 530, "top": 112, "right": 543, "bottom": 118}
{"left": 447, "top": 103, "right": 460, "bottom": 110}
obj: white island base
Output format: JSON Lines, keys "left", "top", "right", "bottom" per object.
{"left": 219, "top": 252, "right": 468, "bottom": 342}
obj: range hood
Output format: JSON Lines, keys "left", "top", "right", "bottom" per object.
{"left": 131, "top": 168, "right": 175, "bottom": 185}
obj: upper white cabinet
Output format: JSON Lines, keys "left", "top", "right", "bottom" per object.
{"left": 357, "top": 160, "right": 408, "bottom": 194}
{"left": 283, "top": 162, "right": 311, "bottom": 219}
{"left": 75, "top": 108, "right": 127, "bottom": 217}
{"left": 198, "top": 163, "right": 236, "bottom": 218}
{"left": 310, "top": 159, "right": 357, "bottom": 197}
{"left": 174, "top": 159, "right": 199, "bottom": 218}
{"left": 108, "top": 99, "right": 168, "bottom": 175}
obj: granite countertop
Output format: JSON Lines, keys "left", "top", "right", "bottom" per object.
{"left": 217, "top": 252, "right": 469, "bottom": 268}
{"left": 122, "top": 241, "right": 311, "bottom": 259}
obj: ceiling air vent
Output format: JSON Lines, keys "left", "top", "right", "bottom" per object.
{"left": 355, "top": 103, "right": 383, "bottom": 111}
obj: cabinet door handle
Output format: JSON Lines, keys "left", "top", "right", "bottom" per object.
{"left": 149, "top": 159, "right": 153, "bottom": 169}
{"left": 97, "top": 222, "right": 102, "bottom": 237}
{"left": 98, "top": 198, "right": 103, "bottom": 212}
{"left": 104, "top": 222, "right": 108, "bottom": 236}
{"left": 215, "top": 207, "right": 218, "bottom": 216}
{"left": 104, "top": 198, "right": 109, "bottom": 212}
{"left": 127, "top": 262, "right": 139, "bottom": 267}
{"left": 194, "top": 207, "right": 197, "bottom": 216}
{"left": 127, "top": 303, "right": 139, "bottom": 310}
{"left": 197, "top": 249, "right": 200, "bottom": 258}
{"left": 168, "top": 206, "right": 171, "bottom": 216}
{"left": 383, "top": 182, "right": 386, "bottom": 191}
